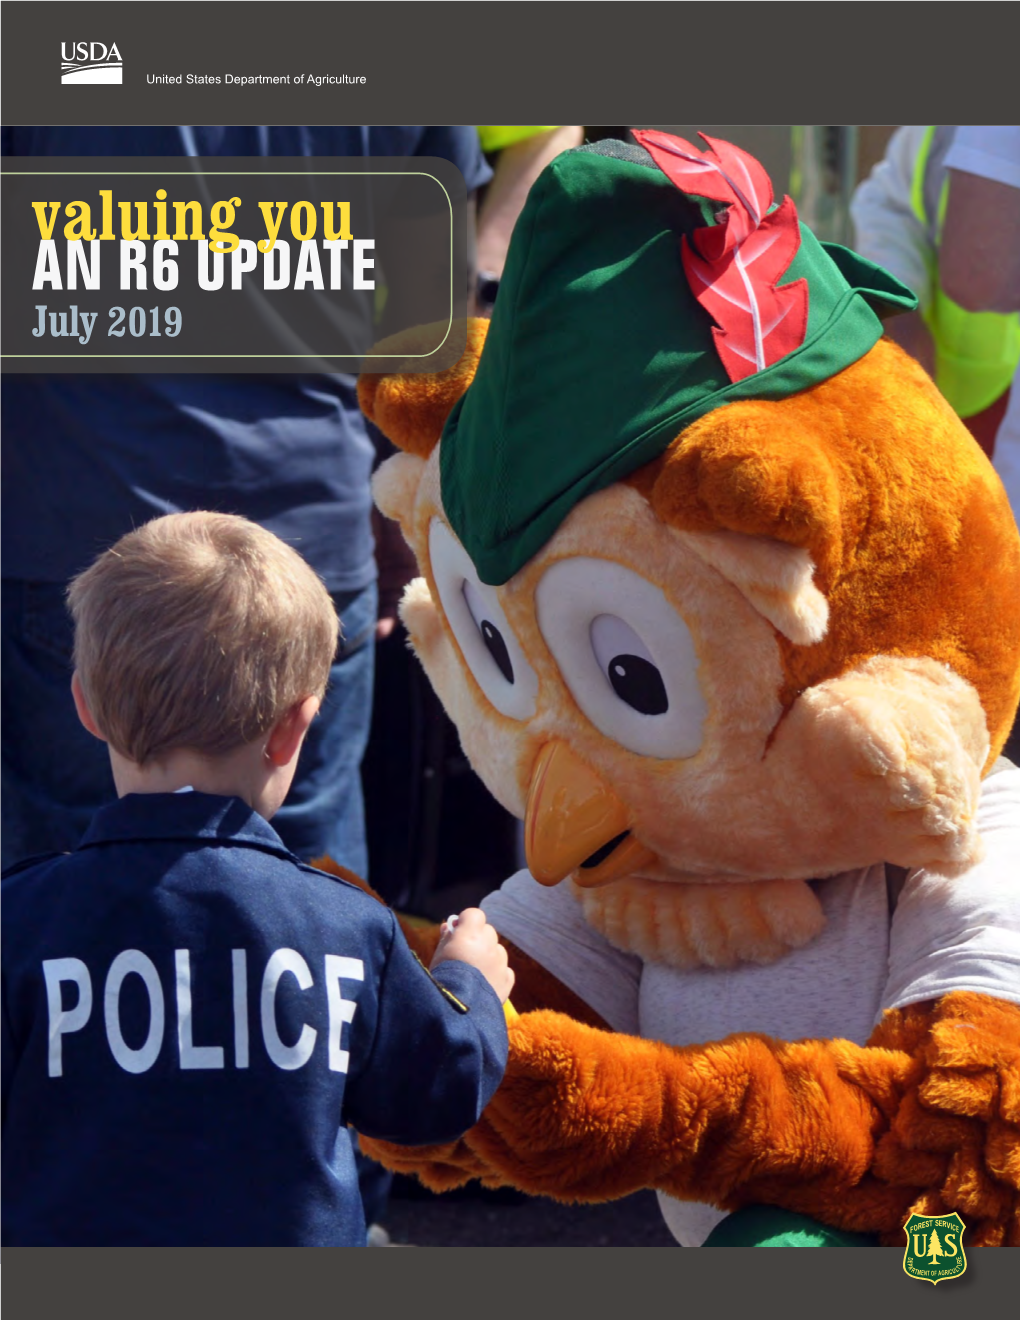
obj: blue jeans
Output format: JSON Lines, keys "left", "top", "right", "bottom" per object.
{"left": 1, "top": 578, "right": 377, "bottom": 875}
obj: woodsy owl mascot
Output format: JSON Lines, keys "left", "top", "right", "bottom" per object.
{"left": 344, "top": 133, "right": 1020, "bottom": 1247}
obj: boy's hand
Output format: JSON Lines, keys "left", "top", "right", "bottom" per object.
{"left": 430, "top": 908, "right": 515, "bottom": 1004}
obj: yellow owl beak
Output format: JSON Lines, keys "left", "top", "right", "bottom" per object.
{"left": 524, "top": 740, "right": 656, "bottom": 888}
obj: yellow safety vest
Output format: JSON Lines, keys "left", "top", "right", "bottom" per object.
{"left": 912, "top": 125, "right": 1020, "bottom": 418}
{"left": 476, "top": 126, "right": 559, "bottom": 153}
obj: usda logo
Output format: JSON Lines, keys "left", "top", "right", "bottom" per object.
{"left": 902, "top": 1211, "right": 967, "bottom": 1285}
{"left": 61, "top": 42, "right": 123, "bottom": 85}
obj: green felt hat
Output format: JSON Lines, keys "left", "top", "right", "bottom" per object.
{"left": 440, "top": 137, "right": 917, "bottom": 586}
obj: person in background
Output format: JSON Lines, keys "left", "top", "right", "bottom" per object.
{"left": 474, "top": 127, "right": 585, "bottom": 315}
{"left": 0, "top": 126, "right": 490, "bottom": 875}
{"left": 851, "top": 125, "right": 1020, "bottom": 459}
{"left": 939, "top": 126, "right": 1020, "bottom": 763}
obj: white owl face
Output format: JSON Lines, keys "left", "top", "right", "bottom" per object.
{"left": 372, "top": 438, "right": 988, "bottom": 907}
{"left": 375, "top": 447, "right": 814, "bottom": 888}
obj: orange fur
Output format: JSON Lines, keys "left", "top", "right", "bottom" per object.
{"left": 643, "top": 341, "right": 1020, "bottom": 764}
{"left": 360, "top": 992, "right": 1020, "bottom": 1244}
{"left": 358, "top": 319, "right": 489, "bottom": 459}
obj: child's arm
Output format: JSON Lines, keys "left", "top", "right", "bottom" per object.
{"left": 341, "top": 907, "right": 510, "bottom": 1150}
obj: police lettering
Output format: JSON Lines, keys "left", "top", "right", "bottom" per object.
{"left": 42, "top": 948, "right": 364, "bottom": 1076}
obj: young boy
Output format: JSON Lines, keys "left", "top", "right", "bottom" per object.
{"left": 1, "top": 511, "right": 513, "bottom": 1247}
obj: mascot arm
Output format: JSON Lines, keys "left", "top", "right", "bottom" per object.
{"left": 351, "top": 948, "right": 614, "bottom": 1193}
{"left": 361, "top": 991, "right": 1020, "bottom": 1245}
{"left": 313, "top": 864, "right": 1018, "bottom": 1245}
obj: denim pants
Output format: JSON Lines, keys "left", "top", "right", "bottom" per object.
{"left": 1, "top": 577, "right": 377, "bottom": 874}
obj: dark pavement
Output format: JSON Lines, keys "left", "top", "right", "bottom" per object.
{"left": 379, "top": 1179, "right": 679, "bottom": 1247}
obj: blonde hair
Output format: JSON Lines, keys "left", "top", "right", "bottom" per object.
{"left": 68, "top": 512, "right": 339, "bottom": 765}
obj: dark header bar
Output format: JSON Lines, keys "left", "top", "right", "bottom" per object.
{"left": 2, "top": 1, "right": 1017, "bottom": 126}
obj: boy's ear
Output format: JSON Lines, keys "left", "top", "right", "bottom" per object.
{"left": 71, "top": 671, "right": 107, "bottom": 742}
{"left": 265, "top": 695, "right": 320, "bottom": 768}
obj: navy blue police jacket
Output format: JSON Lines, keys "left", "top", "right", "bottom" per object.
{"left": 1, "top": 791, "right": 509, "bottom": 1246}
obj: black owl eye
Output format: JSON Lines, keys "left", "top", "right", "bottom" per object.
{"left": 535, "top": 563, "right": 706, "bottom": 759}
{"left": 480, "top": 618, "right": 514, "bottom": 685}
{"left": 607, "top": 654, "right": 668, "bottom": 715}
{"left": 429, "top": 519, "right": 538, "bottom": 722}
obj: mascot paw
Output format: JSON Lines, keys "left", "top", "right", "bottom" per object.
{"left": 356, "top": 1134, "right": 492, "bottom": 1193}
{"left": 869, "top": 993, "right": 1020, "bottom": 1247}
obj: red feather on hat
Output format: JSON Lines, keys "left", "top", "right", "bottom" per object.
{"left": 633, "top": 130, "right": 809, "bottom": 382}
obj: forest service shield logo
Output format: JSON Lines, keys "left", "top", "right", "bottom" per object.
{"left": 902, "top": 1212, "right": 967, "bottom": 1284}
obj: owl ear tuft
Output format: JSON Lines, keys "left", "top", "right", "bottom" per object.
{"left": 678, "top": 529, "right": 829, "bottom": 644}
{"left": 358, "top": 318, "right": 490, "bottom": 459}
